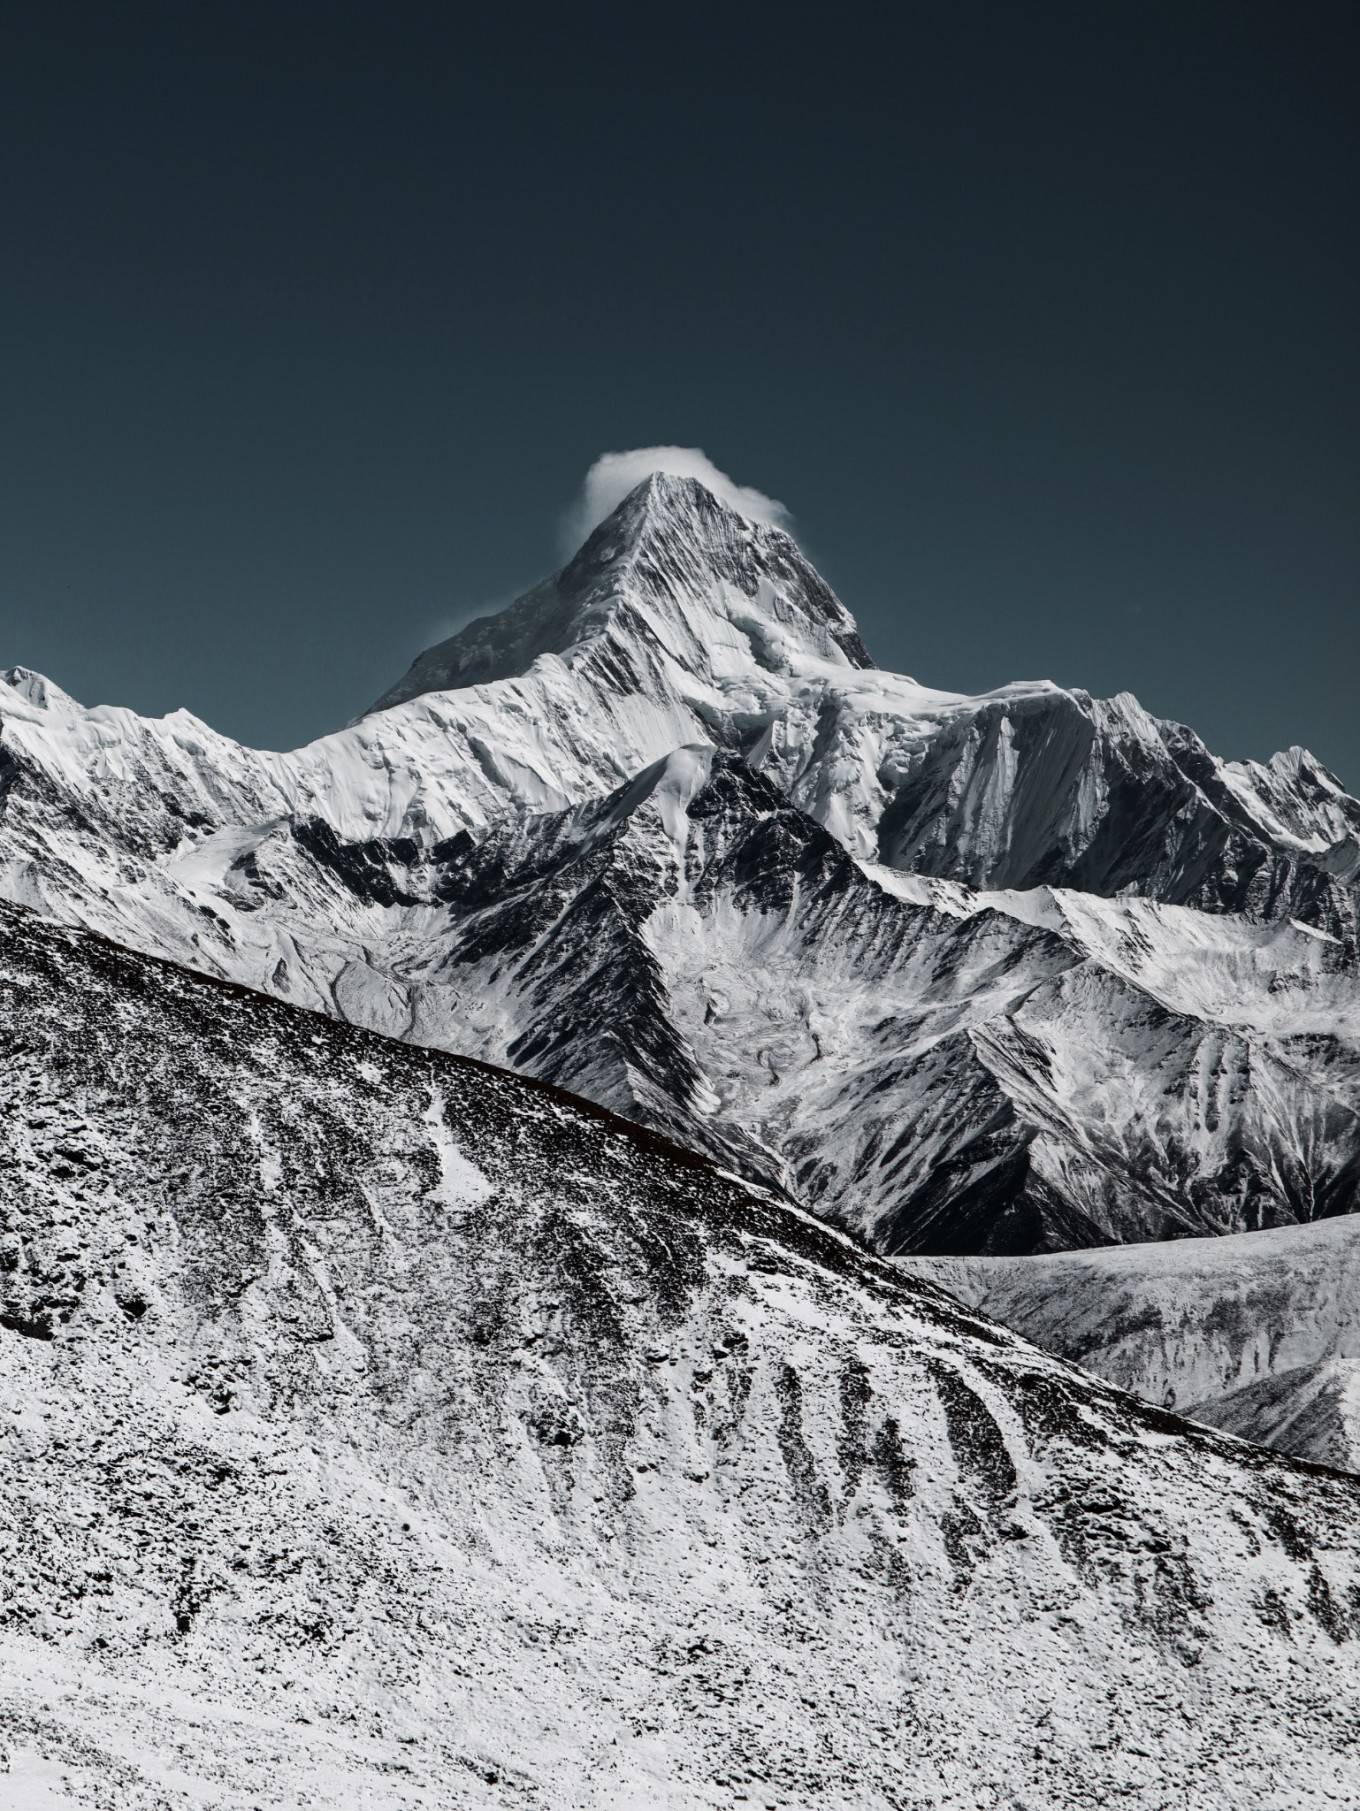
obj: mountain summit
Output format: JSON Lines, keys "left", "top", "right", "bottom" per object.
{"left": 368, "top": 473, "right": 873, "bottom": 712}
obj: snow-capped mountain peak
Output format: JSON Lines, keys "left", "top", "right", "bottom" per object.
{"left": 0, "top": 665, "right": 70, "bottom": 710}
{"left": 1221, "top": 743, "right": 1360, "bottom": 880}
{"left": 368, "top": 472, "right": 872, "bottom": 713}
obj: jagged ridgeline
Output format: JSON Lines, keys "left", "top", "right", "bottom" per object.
{"left": 6, "top": 475, "right": 1360, "bottom": 1802}
{"left": 3, "top": 472, "right": 1358, "bottom": 1268}
{"left": 3, "top": 901, "right": 1360, "bottom": 1807}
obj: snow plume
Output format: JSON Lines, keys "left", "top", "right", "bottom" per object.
{"left": 562, "top": 446, "right": 791, "bottom": 552}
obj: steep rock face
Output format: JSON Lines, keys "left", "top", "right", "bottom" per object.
{"left": 370, "top": 471, "right": 873, "bottom": 707}
{"left": 4, "top": 899, "right": 1360, "bottom": 1808}
{"left": 415, "top": 752, "right": 1360, "bottom": 1254}
{"left": 864, "top": 688, "right": 1360, "bottom": 927}
{"left": 906, "top": 1215, "right": 1360, "bottom": 1471}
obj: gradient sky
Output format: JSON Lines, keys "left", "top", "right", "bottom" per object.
{"left": 3, "top": 2, "right": 1356, "bottom": 781}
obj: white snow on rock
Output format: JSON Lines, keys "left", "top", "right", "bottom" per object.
{"left": 5, "top": 472, "right": 1358, "bottom": 898}
{"left": 3, "top": 900, "right": 1360, "bottom": 1808}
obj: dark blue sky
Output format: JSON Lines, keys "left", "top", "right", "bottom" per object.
{"left": 3, "top": 2, "right": 1356, "bottom": 779}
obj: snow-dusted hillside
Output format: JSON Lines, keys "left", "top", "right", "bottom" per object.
{"left": 4, "top": 899, "right": 1360, "bottom": 1809}
{"left": 905, "top": 1215, "right": 1360, "bottom": 1471}
{"left": 2, "top": 471, "right": 1359, "bottom": 1262}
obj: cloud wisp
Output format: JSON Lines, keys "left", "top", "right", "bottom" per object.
{"left": 561, "top": 446, "right": 791, "bottom": 553}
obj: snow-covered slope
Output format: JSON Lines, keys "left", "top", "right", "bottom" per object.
{"left": 3, "top": 472, "right": 1359, "bottom": 1265}
{"left": 386, "top": 748, "right": 1360, "bottom": 1253}
{"left": 905, "top": 1215, "right": 1360, "bottom": 1471}
{"left": 5, "top": 898, "right": 1360, "bottom": 1809}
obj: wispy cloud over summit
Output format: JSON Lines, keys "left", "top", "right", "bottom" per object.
{"left": 562, "top": 446, "right": 791, "bottom": 553}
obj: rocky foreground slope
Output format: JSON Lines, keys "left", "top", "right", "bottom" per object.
{"left": 2, "top": 899, "right": 1360, "bottom": 1808}
{"left": 3, "top": 476, "right": 1360, "bottom": 1265}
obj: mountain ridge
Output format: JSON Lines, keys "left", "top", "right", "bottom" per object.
{"left": 904, "top": 1213, "right": 1360, "bottom": 1471}
{"left": 4, "top": 474, "right": 1360, "bottom": 1367}
{"left": 6, "top": 477, "right": 1357, "bottom": 917}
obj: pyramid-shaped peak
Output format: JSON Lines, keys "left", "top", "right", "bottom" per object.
{"left": 635, "top": 469, "right": 719, "bottom": 507}
{"left": 582, "top": 469, "right": 791, "bottom": 549}
{"left": 635, "top": 467, "right": 778, "bottom": 519}
{"left": 367, "top": 472, "right": 872, "bottom": 713}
